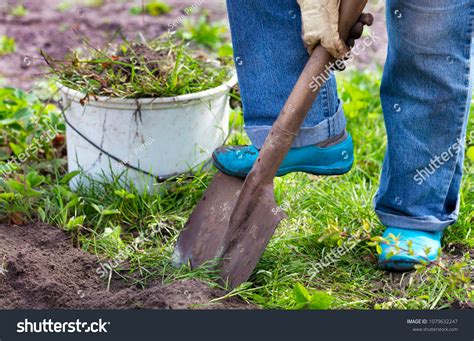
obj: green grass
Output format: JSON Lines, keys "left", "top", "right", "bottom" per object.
{"left": 130, "top": 1, "right": 172, "bottom": 16}
{"left": 0, "top": 35, "right": 16, "bottom": 56}
{"left": 55, "top": 0, "right": 104, "bottom": 12}
{"left": 0, "top": 69, "right": 472, "bottom": 309}
{"left": 176, "top": 12, "right": 234, "bottom": 60}
{"left": 177, "top": 13, "right": 229, "bottom": 51}
{"left": 10, "top": 4, "right": 28, "bottom": 17}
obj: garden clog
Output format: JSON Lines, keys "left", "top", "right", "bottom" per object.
{"left": 378, "top": 227, "right": 443, "bottom": 271}
{"left": 212, "top": 134, "right": 354, "bottom": 178}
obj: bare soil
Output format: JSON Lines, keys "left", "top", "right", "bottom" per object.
{"left": 0, "top": 223, "right": 254, "bottom": 309}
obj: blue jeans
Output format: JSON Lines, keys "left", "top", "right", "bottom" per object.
{"left": 226, "top": 0, "right": 473, "bottom": 232}
{"left": 226, "top": 0, "right": 345, "bottom": 149}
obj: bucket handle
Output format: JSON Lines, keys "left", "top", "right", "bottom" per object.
{"left": 59, "top": 102, "right": 231, "bottom": 183}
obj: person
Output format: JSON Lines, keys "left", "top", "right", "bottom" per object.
{"left": 213, "top": 0, "right": 473, "bottom": 271}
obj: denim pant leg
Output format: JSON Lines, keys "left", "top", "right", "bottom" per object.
{"left": 225, "top": 0, "right": 345, "bottom": 149}
{"left": 375, "top": 0, "right": 474, "bottom": 231}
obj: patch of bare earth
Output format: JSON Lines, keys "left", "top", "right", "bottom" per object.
{"left": 0, "top": 223, "right": 254, "bottom": 309}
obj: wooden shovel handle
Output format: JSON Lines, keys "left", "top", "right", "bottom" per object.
{"left": 251, "top": 0, "right": 368, "bottom": 184}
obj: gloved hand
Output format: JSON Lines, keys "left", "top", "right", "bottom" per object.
{"left": 297, "top": 0, "right": 373, "bottom": 59}
{"left": 334, "top": 13, "right": 374, "bottom": 70}
{"left": 297, "top": 0, "right": 346, "bottom": 58}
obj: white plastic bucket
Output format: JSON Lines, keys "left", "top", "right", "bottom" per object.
{"left": 59, "top": 75, "right": 237, "bottom": 192}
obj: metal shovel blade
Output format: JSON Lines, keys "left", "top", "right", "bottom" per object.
{"left": 219, "top": 178, "right": 286, "bottom": 288}
{"left": 172, "top": 171, "right": 244, "bottom": 268}
{"left": 172, "top": 171, "right": 286, "bottom": 281}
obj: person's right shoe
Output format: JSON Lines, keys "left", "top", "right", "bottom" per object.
{"left": 212, "top": 134, "right": 354, "bottom": 179}
{"left": 378, "top": 227, "right": 443, "bottom": 272}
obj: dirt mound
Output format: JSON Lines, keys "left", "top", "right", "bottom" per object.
{"left": 0, "top": 223, "right": 253, "bottom": 309}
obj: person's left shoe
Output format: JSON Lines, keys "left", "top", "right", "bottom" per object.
{"left": 378, "top": 227, "right": 443, "bottom": 272}
{"left": 212, "top": 134, "right": 354, "bottom": 179}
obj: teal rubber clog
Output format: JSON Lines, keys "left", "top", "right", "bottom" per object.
{"left": 378, "top": 227, "right": 443, "bottom": 272}
{"left": 212, "top": 134, "right": 354, "bottom": 178}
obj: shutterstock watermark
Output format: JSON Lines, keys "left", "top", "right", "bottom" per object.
{"left": 272, "top": 185, "right": 310, "bottom": 216}
{"left": 96, "top": 221, "right": 167, "bottom": 280}
{"left": 112, "top": 136, "right": 156, "bottom": 173}
{"left": 17, "top": 319, "right": 109, "bottom": 334}
{"left": 309, "top": 227, "right": 372, "bottom": 279}
{"left": 0, "top": 122, "right": 60, "bottom": 178}
{"left": 414, "top": 130, "right": 474, "bottom": 185}
{"left": 168, "top": 0, "right": 203, "bottom": 33}
{"left": 309, "top": 30, "right": 381, "bottom": 92}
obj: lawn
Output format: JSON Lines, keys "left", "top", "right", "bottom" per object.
{"left": 0, "top": 68, "right": 472, "bottom": 309}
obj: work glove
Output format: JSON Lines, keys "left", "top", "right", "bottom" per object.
{"left": 297, "top": 0, "right": 373, "bottom": 59}
{"left": 297, "top": 0, "right": 346, "bottom": 58}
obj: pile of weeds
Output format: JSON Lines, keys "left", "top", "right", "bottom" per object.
{"left": 43, "top": 39, "right": 232, "bottom": 98}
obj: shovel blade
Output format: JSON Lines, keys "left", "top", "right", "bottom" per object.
{"left": 220, "top": 182, "right": 286, "bottom": 289}
{"left": 173, "top": 171, "right": 244, "bottom": 268}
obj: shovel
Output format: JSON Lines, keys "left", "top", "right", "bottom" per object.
{"left": 173, "top": 0, "right": 368, "bottom": 289}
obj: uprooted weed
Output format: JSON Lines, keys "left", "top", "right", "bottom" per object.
{"left": 42, "top": 39, "right": 232, "bottom": 98}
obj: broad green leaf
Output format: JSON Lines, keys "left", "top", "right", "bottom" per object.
{"left": 101, "top": 209, "right": 121, "bottom": 216}
{"left": 376, "top": 244, "right": 383, "bottom": 255}
{"left": 467, "top": 147, "right": 474, "bottom": 161}
{"left": 66, "top": 215, "right": 85, "bottom": 230}
{"left": 91, "top": 203, "right": 103, "bottom": 213}
{"left": 0, "top": 192, "right": 15, "bottom": 201}
{"left": 37, "top": 206, "right": 46, "bottom": 221}
{"left": 5, "top": 179, "right": 24, "bottom": 193}
{"left": 8, "top": 142, "right": 23, "bottom": 156}
{"left": 114, "top": 189, "right": 135, "bottom": 200}
{"left": 65, "top": 197, "right": 80, "bottom": 210}
{"left": 293, "top": 283, "right": 311, "bottom": 305}
{"left": 26, "top": 171, "right": 45, "bottom": 187}
{"left": 60, "top": 170, "right": 81, "bottom": 184}
{"left": 308, "top": 291, "right": 333, "bottom": 310}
